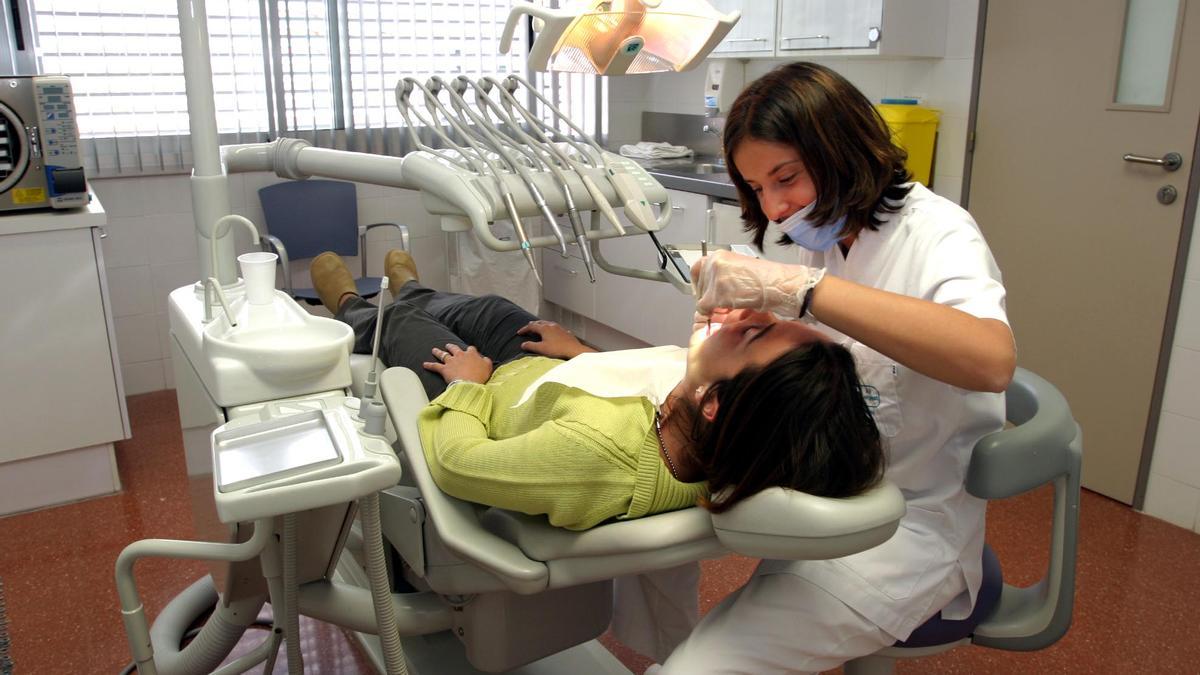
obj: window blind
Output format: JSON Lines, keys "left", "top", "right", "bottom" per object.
{"left": 26, "top": 0, "right": 605, "bottom": 177}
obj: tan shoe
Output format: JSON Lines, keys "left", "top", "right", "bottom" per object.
{"left": 310, "top": 252, "right": 357, "bottom": 312}
{"left": 385, "top": 249, "right": 420, "bottom": 291}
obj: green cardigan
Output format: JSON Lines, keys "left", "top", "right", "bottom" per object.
{"left": 417, "top": 355, "right": 707, "bottom": 530}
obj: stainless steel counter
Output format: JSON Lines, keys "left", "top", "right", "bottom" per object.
{"left": 632, "top": 156, "right": 740, "bottom": 202}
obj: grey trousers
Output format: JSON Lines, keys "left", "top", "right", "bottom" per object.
{"left": 335, "top": 281, "right": 539, "bottom": 399}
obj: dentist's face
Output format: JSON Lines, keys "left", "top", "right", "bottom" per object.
{"left": 687, "top": 309, "right": 826, "bottom": 386}
{"left": 732, "top": 138, "right": 818, "bottom": 223}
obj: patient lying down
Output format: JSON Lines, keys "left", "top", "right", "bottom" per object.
{"left": 313, "top": 250, "right": 884, "bottom": 530}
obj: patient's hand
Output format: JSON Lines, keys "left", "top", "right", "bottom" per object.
{"left": 423, "top": 343, "right": 493, "bottom": 385}
{"left": 518, "top": 320, "right": 597, "bottom": 359}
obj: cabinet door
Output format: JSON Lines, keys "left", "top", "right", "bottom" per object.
{"left": 593, "top": 190, "right": 708, "bottom": 347}
{"left": 778, "top": 0, "right": 883, "bottom": 51}
{"left": 710, "top": 0, "right": 776, "bottom": 56}
{"left": 542, "top": 245, "right": 596, "bottom": 318}
{"left": 0, "top": 227, "right": 126, "bottom": 463}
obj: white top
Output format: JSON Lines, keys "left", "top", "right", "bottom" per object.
{"left": 758, "top": 183, "right": 1009, "bottom": 639}
{"left": 515, "top": 345, "right": 689, "bottom": 408}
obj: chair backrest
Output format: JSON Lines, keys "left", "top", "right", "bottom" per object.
{"left": 258, "top": 179, "right": 359, "bottom": 260}
{"left": 968, "top": 367, "right": 1082, "bottom": 651}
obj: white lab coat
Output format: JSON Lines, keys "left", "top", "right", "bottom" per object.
{"left": 662, "top": 183, "right": 1009, "bottom": 672}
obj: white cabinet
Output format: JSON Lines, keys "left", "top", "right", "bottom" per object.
{"left": 713, "top": 0, "right": 947, "bottom": 58}
{"left": 546, "top": 189, "right": 710, "bottom": 348}
{"left": 0, "top": 196, "right": 129, "bottom": 515}
{"left": 777, "top": 0, "right": 946, "bottom": 57}
{"left": 710, "top": 0, "right": 776, "bottom": 57}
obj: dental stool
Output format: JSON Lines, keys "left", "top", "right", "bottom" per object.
{"left": 377, "top": 367, "right": 909, "bottom": 673}
{"left": 844, "top": 367, "right": 1082, "bottom": 674}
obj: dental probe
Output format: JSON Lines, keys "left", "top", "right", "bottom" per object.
{"left": 403, "top": 78, "right": 542, "bottom": 284}
{"left": 434, "top": 76, "right": 570, "bottom": 258}
{"left": 469, "top": 77, "right": 598, "bottom": 282}
{"left": 701, "top": 240, "right": 711, "bottom": 335}
{"left": 358, "top": 276, "right": 389, "bottom": 420}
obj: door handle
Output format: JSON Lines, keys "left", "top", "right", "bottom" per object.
{"left": 1123, "top": 152, "right": 1182, "bottom": 172}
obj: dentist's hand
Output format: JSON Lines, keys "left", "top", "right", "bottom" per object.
{"left": 517, "top": 320, "right": 597, "bottom": 359}
{"left": 692, "top": 250, "right": 825, "bottom": 318}
{"left": 423, "top": 343, "right": 493, "bottom": 385}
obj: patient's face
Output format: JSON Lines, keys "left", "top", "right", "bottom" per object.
{"left": 686, "top": 310, "right": 826, "bottom": 385}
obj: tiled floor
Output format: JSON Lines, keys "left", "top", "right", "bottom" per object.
{"left": 2, "top": 390, "right": 1199, "bottom": 674}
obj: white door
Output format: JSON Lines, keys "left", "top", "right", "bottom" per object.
{"left": 968, "top": 0, "right": 1200, "bottom": 503}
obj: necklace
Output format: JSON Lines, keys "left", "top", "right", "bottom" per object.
{"left": 654, "top": 410, "right": 682, "bottom": 481}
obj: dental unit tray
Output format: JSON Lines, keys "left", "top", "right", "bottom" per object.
{"left": 211, "top": 408, "right": 401, "bottom": 523}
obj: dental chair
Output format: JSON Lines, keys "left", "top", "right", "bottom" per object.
{"left": 844, "top": 367, "right": 1082, "bottom": 674}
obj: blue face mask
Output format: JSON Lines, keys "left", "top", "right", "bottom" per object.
{"left": 778, "top": 201, "right": 846, "bottom": 252}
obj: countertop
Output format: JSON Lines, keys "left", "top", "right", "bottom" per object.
{"left": 630, "top": 155, "right": 739, "bottom": 201}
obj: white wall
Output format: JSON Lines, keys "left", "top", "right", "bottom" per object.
{"left": 1143, "top": 203, "right": 1200, "bottom": 533}
{"left": 94, "top": 173, "right": 450, "bottom": 395}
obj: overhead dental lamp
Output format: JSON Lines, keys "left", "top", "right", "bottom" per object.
{"left": 501, "top": 0, "right": 740, "bottom": 76}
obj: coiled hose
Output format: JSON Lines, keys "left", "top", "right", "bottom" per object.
{"left": 283, "top": 513, "right": 303, "bottom": 675}
{"left": 361, "top": 493, "right": 409, "bottom": 674}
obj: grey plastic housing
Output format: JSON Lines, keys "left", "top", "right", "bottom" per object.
{"left": 968, "top": 367, "right": 1082, "bottom": 651}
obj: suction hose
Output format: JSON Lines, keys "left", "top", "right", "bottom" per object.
{"left": 361, "top": 493, "right": 410, "bottom": 674}
{"left": 283, "top": 514, "right": 303, "bottom": 675}
{"left": 147, "top": 576, "right": 266, "bottom": 675}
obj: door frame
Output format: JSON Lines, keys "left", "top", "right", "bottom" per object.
{"left": 962, "top": 0, "right": 1200, "bottom": 510}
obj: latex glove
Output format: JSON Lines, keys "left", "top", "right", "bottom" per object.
{"left": 692, "top": 250, "right": 826, "bottom": 317}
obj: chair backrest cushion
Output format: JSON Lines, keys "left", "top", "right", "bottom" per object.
{"left": 258, "top": 180, "right": 359, "bottom": 260}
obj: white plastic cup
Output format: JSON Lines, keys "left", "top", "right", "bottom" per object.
{"left": 238, "top": 251, "right": 279, "bottom": 305}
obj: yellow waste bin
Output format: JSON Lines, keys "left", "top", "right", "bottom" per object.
{"left": 876, "top": 104, "right": 940, "bottom": 187}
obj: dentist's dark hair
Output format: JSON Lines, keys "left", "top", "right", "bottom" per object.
{"left": 680, "top": 341, "right": 885, "bottom": 512}
{"left": 723, "top": 61, "right": 912, "bottom": 250}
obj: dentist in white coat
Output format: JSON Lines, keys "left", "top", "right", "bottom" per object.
{"left": 666, "top": 62, "right": 1017, "bottom": 673}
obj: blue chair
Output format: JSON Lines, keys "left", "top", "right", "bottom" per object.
{"left": 845, "top": 368, "right": 1082, "bottom": 673}
{"left": 257, "top": 179, "right": 410, "bottom": 305}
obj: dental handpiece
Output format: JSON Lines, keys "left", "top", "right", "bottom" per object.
{"left": 438, "top": 76, "right": 569, "bottom": 257}
{"left": 359, "top": 276, "right": 390, "bottom": 419}
{"left": 409, "top": 77, "right": 544, "bottom": 282}
{"left": 701, "top": 241, "right": 711, "bottom": 335}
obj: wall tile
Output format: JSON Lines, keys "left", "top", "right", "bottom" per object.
{"left": 1187, "top": 208, "right": 1200, "bottom": 282}
{"left": 121, "top": 360, "right": 166, "bottom": 396}
{"left": 144, "top": 175, "right": 196, "bottom": 217}
{"left": 933, "top": 115, "right": 968, "bottom": 180}
{"left": 945, "top": 1, "right": 981, "bottom": 60}
{"left": 1142, "top": 472, "right": 1200, "bottom": 530}
{"left": 1160, "top": 346, "right": 1200, "bottom": 420}
{"left": 92, "top": 177, "right": 148, "bottom": 217}
{"left": 1173, "top": 280, "right": 1200, "bottom": 351}
{"left": 931, "top": 175, "right": 963, "bottom": 205}
{"left": 928, "top": 58, "right": 975, "bottom": 119}
{"left": 1149, "top": 411, "right": 1200, "bottom": 489}
{"left": 146, "top": 211, "right": 200, "bottom": 264}
{"left": 817, "top": 58, "right": 889, "bottom": 102}
{"left": 150, "top": 260, "right": 201, "bottom": 312}
{"left": 105, "top": 266, "right": 154, "bottom": 318}
{"left": 115, "top": 313, "right": 163, "bottom": 365}
{"left": 885, "top": 60, "right": 937, "bottom": 103}
{"left": 410, "top": 234, "right": 451, "bottom": 291}
{"left": 101, "top": 215, "right": 151, "bottom": 269}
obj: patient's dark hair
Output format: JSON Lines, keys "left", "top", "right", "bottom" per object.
{"left": 685, "top": 341, "right": 885, "bottom": 513}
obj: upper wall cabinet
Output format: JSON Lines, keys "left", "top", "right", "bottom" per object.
{"left": 711, "top": 0, "right": 947, "bottom": 59}
{"left": 709, "top": 0, "right": 776, "bottom": 57}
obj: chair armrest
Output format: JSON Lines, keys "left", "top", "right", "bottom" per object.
{"left": 259, "top": 234, "right": 293, "bottom": 296}
{"left": 710, "top": 482, "right": 906, "bottom": 560}
{"left": 967, "top": 367, "right": 1079, "bottom": 500}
